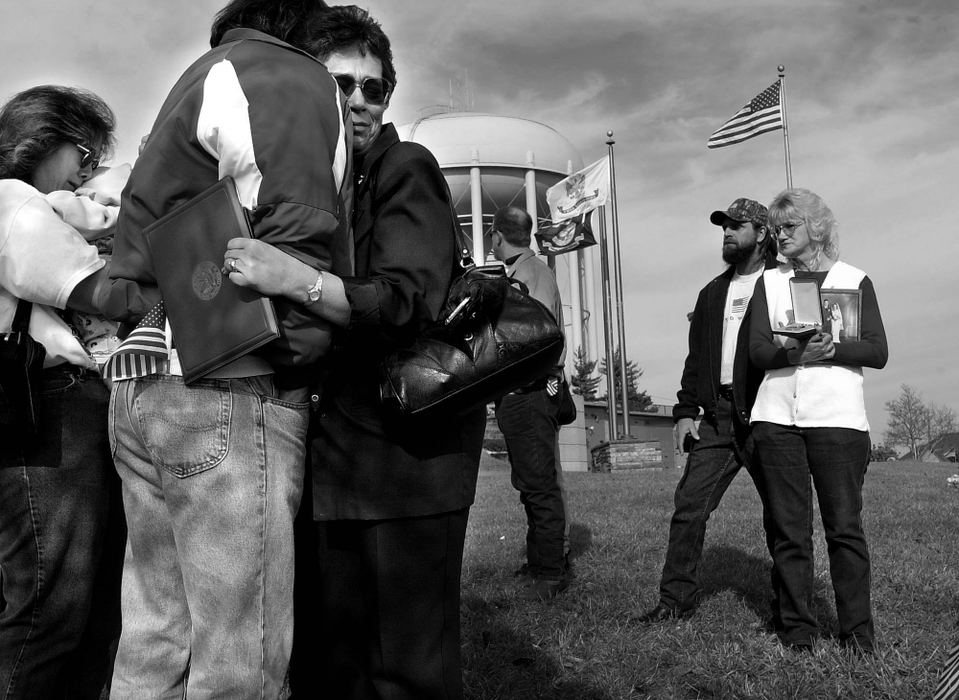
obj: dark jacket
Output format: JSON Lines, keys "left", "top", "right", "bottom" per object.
{"left": 311, "top": 124, "right": 484, "bottom": 520}
{"left": 672, "top": 266, "right": 767, "bottom": 429}
{"left": 108, "top": 28, "right": 351, "bottom": 374}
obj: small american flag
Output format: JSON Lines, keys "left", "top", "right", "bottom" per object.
{"left": 102, "top": 301, "right": 169, "bottom": 381}
{"left": 707, "top": 80, "right": 783, "bottom": 149}
{"left": 936, "top": 641, "right": 959, "bottom": 700}
{"left": 730, "top": 294, "right": 751, "bottom": 317}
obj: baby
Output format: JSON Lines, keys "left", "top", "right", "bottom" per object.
{"left": 45, "top": 163, "right": 131, "bottom": 366}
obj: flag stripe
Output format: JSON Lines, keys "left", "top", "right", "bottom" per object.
{"left": 711, "top": 107, "right": 782, "bottom": 136}
{"left": 935, "top": 642, "right": 959, "bottom": 700}
{"left": 707, "top": 80, "right": 784, "bottom": 149}
{"left": 102, "top": 301, "right": 170, "bottom": 381}
{"left": 708, "top": 122, "right": 784, "bottom": 148}
{"left": 708, "top": 115, "right": 783, "bottom": 147}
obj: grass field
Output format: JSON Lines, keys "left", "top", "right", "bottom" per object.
{"left": 460, "top": 458, "right": 959, "bottom": 699}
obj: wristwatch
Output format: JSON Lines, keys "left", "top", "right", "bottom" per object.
{"left": 304, "top": 272, "right": 323, "bottom": 306}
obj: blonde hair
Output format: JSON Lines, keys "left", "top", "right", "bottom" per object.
{"left": 767, "top": 188, "right": 839, "bottom": 261}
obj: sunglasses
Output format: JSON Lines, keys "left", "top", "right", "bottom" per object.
{"left": 775, "top": 221, "right": 804, "bottom": 235}
{"left": 75, "top": 143, "right": 101, "bottom": 170}
{"left": 332, "top": 74, "right": 392, "bottom": 106}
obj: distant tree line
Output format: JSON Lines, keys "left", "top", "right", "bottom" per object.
{"left": 884, "top": 384, "right": 957, "bottom": 460}
{"left": 570, "top": 346, "right": 652, "bottom": 412}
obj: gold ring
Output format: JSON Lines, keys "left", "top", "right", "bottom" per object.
{"left": 228, "top": 258, "right": 238, "bottom": 273}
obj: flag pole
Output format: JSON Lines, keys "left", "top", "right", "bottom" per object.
{"left": 606, "top": 132, "right": 631, "bottom": 437}
{"left": 596, "top": 209, "right": 620, "bottom": 440}
{"left": 779, "top": 65, "right": 793, "bottom": 189}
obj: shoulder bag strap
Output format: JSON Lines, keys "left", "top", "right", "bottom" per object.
{"left": 442, "top": 179, "right": 473, "bottom": 271}
{"left": 12, "top": 299, "right": 32, "bottom": 334}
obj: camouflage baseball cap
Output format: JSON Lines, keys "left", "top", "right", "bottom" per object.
{"left": 709, "top": 198, "right": 767, "bottom": 227}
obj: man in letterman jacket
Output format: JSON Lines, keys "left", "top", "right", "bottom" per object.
{"left": 103, "top": 1, "right": 351, "bottom": 696}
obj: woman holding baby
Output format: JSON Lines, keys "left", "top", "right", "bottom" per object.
{"left": 0, "top": 85, "right": 131, "bottom": 699}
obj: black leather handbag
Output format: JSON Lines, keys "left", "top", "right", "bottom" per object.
{"left": 0, "top": 299, "right": 46, "bottom": 444}
{"left": 555, "top": 375, "right": 577, "bottom": 425}
{"left": 379, "top": 257, "right": 565, "bottom": 420}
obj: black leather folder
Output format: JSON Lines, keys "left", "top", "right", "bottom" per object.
{"left": 145, "top": 176, "right": 279, "bottom": 383}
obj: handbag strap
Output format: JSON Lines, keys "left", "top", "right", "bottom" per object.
{"left": 12, "top": 299, "right": 32, "bottom": 333}
{"left": 362, "top": 138, "right": 474, "bottom": 276}
{"left": 443, "top": 180, "right": 473, "bottom": 271}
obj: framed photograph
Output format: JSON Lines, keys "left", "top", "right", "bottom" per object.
{"left": 820, "top": 288, "right": 861, "bottom": 343}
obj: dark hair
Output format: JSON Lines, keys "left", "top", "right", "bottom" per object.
{"left": 312, "top": 6, "right": 397, "bottom": 90}
{"left": 492, "top": 206, "right": 533, "bottom": 247}
{"left": 759, "top": 223, "right": 779, "bottom": 267}
{"left": 0, "top": 85, "right": 115, "bottom": 182}
{"left": 210, "top": 0, "right": 331, "bottom": 55}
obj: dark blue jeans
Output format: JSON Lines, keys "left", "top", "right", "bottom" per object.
{"left": 751, "top": 422, "right": 873, "bottom": 649}
{"left": 659, "top": 396, "right": 765, "bottom": 611}
{"left": 495, "top": 389, "right": 566, "bottom": 580}
{"left": 0, "top": 366, "right": 124, "bottom": 700}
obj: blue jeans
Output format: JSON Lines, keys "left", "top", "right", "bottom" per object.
{"left": 751, "top": 422, "right": 873, "bottom": 648}
{"left": 658, "top": 396, "right": 766, "bottom": 611}
{"left": 0, "top": 366, "right": 123, "bottom": 700}
{"left": 495, "top": 389, "right": 566, "bottom": 580}
{"left": 109, "top": 374, "right": 308, "bottom": 699}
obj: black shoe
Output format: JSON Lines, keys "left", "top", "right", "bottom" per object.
{"left": 635, "top": 603, "right": 691, "bottom": 625}
{"left": 513, "top": 563, "right": 532, "bottom": 579}
{"left": 839, "top": 637, "right": 874, "bottom": 656}
{"left": 518, "top": 576, "right": 569, "bottom": 602}
{"left": 780, "top": 635, "right": 817, "bottom": 654}
{"left": 764, "top": 613, "right": 784, "bottom": 634}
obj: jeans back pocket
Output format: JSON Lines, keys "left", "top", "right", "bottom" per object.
{"left": 135, "top": 380, "right": 232, "bottom": 478}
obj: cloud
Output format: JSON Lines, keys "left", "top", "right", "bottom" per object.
{"left": 5, "top": 0, "right": 958, "bottom": 438}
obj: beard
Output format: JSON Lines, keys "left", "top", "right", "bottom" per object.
{"left": 722, "top": 237, "right": 757, "bottom": 265}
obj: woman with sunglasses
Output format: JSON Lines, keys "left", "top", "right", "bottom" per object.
{"left": 0, "top": 85, "right": 127, "bottom": 699}
{"left": 225, "top": 7, "right": 484, "bottom": 698}
{"left": 748, "top": 188, "right": 888, "bottom": 654}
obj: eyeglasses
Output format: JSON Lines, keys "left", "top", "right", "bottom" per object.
{"left": 775, "top": 221, "right": 803, "bottom": 235}
{"left": 75, "top": 143, "right": 100, "bottom": 170}
{"left": 332, "top": 74, "right": 392, "bottom": 106}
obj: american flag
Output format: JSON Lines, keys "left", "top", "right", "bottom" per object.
{"left": 730, "top": 293, "right": 751, "bottom": 317}
{"left": 102, "top": 301, "right": 169, "bottom": 381}
{"left": 707, "top": 80, "right": 783, "bottom": 149}
{"left": 936, "top": 642, "right": 959, "bottom": 700}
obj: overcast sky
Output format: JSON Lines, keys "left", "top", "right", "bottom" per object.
{"left": 5, "top": 0, "right": 957, "bottom": 442}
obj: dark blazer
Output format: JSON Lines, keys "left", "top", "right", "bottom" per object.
{"left": 311, "top": 124, "right": 484, "bottom": 520}
{"left": 672, "top": 266, "right": 767, "bottom": 430}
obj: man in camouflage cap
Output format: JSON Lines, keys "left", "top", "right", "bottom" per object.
{"left": 709, "top": 197, "right": 768, "bottom": 230}
{"left": 637, "top": 197, "right": 778, "bottom": 624}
